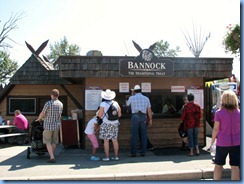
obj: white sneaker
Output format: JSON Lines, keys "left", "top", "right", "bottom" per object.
{"left": 111, "top": 157, "right": 119, "bottom": 161}
{"left": 102, "top": 157, "right": 110, "bottom": 161}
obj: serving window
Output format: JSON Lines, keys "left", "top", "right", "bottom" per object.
{"left": 114, "top": 89, "right": 187, "bottom": 117}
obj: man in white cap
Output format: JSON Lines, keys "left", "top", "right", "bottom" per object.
{"left": 126, "top": 85, "right": 152, "bottom": 157}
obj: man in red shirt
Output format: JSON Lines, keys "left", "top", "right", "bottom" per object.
{"left": 181, "top": 93, "right": 201, "bottom": 156}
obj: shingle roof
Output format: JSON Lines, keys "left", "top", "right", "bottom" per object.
{"left": 10, "top": 54, "right": 70, "bottom": 84}
{"left": 58, "top": 56, "right": 233, "bottom": 80}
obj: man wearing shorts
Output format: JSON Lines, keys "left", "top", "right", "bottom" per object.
{"left": 36, "top": 89, "right": 63, "bottom": 163}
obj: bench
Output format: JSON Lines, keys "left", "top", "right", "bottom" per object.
{"left": 0, "top": 132, "right": 28, "bottom": 139}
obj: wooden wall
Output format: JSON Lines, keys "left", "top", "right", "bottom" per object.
{"left": 85, "top": 117, "right": 205, "bottom": 150}
{"left": 0, "top": 84, "right": 84, "bottom": 124}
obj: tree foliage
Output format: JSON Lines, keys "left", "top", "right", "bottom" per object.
{"left": 152, "top": 40, "right": 180, "bottom": 57}
{"left": 46, "top": 36, "right": 81, "bottom": 62}
{"left": 0, "top": 51, "right": 18, "bottom": 84}
{"left": 223, "top": 24, "right": 240, "bottom": 56}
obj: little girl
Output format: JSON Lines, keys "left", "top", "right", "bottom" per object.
{"left": 84, "top": 112, "right": 100, "bottom": 161}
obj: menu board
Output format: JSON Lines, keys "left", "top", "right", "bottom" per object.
{"left": 85, "top": 86, "right": 103, "bottom": 110}
{"left": 119, "top": 82, "right": 129, "bottom": 93}
{"left": 187, "top": 89, "right": 204, "bottom": 109}
{"left": 141, "top": 83, "right": 151, "bottom": 93}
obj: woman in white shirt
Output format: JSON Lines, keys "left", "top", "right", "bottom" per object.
{"left": 97, "top": 89, "right": 122, "bottom": 162}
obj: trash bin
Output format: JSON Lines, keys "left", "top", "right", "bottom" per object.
{"left": 60, "top": 120, "right": 80, "bottom": 148}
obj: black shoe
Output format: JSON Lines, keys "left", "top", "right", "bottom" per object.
{"left": 140, "top": 154, "right": 145, "bottom": 157}
{"left": 129, "top": 154, "right": 136, "bottom": 157}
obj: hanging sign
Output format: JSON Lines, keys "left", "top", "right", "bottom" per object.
{"left": 171, "top": 86, "right": 185, "bottom": 92}
{"left": 119, "top": 82, "right": 129, "bottom": 93}
{"left": 119, "top": 49, "right": 174, "bottom": 77}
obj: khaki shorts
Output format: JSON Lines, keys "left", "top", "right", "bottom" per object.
{"left": 43, "top": 129, "right": 59, "bottom": 144}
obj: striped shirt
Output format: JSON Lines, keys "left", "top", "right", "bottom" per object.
{"left": 126, "top": 93, "right": 151, "bottom": 114}
{"left": 42, "top": 99, "right": 63, "bottom": 131}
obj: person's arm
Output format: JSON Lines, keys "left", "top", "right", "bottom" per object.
{"left": 94, "top": 123, "right": 99, "bottom": 133}
{"left": 147, "top": 107, "right": 152, "bottom": 127}
{"left": 13, "top": 117, "right": 17, "bottom": 126}
{"left": 126, "top": 96, "right": 131, "bottom": 106}
{"left": 117, "top": 105, "right": 122, "bottom": 118}
{"left": 97, "top": 106, "right": 104, "bottom": 119}
{"left": 36, "top": 112, "right": 45, "bottom": 122}
{"left": 211, "top": 121, "right": 219, "bottom": 146}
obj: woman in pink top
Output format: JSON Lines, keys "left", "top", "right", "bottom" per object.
{"left": 13, "top": 110, "right": 29, "bottom": 132}
{"left": 210, "top": 90, "right": 240, "bottom": 180}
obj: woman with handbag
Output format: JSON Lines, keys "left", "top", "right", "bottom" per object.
{"left": 97, "top": 89, "right": 122, "bottom": 161}
{"left": 181, "top": 93, "right": 201, "bottom": 156}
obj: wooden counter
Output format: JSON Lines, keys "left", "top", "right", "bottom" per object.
{"left": 116, "top": 117, "right": 205, "bottom": 149}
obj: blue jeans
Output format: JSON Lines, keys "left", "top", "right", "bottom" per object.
{"left": 131, "top": 113, "right": 147, "bottom": 155}
{"left": 187, "top": 127, "right": 199, "bottom": 149}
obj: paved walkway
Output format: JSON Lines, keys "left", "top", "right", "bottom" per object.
{"left": 0, "top": 138, "right": 231, "bottom": 181}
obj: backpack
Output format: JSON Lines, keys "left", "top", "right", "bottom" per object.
{"left": 106, "top": 102, "right": 119, "bottom": 121}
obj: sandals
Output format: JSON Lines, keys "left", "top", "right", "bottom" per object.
{"left": 47, "top": 158, "right": 56, "bottom": 163}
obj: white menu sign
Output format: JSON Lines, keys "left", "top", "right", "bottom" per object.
{"left": 85, "top": 86, "right": 103, "bottom": 110}
{"left": 187, "top": 89, "right": 204, "bottom": 109}
{"left": 141, "top": 83, "right": 151, "bottom": 93}
{"left": 119, "top": 82, "right": 129, "bottom": 93}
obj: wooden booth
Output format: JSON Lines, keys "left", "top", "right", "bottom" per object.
{"left": 58, "top": 49, "right": 233, "bottom": 149}
{"left": 0, "top": 47, "right": 233, "bottom": 149}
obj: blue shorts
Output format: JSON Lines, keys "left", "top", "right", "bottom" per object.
{"left": 214, "top": 145, "right": 240, "bottom": 166}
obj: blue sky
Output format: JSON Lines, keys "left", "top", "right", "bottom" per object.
{"left": 0, "top": 0, "right": 240, "bottom": 79}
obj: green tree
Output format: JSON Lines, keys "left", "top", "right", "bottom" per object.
{"left": 152, "top": 40, "right": 180, "bottom": 57}
{"left": 223, "top": 24, "right": 240, "bottom": 56}
{"left": 0, "top": 51, "right": 18, "bottom": 84}
{"left": 46, "top": 36, "right": 81, "bottom": 62}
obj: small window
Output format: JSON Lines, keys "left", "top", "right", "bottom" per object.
{"left": 9, "top": 98, "right": 36, "bottom": 115}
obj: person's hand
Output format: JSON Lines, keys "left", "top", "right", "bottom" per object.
{"left": 94, "top": 124, "right": 100, "bottom": 133}
{"left": 147, "top": 120, "right": 152, "bottom": 128}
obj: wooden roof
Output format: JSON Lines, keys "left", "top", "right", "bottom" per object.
{"left": 58, "top": 56, "right": 233, "bottom": 81}
{"left": 10, "top": 54, "right": 70, "bottom": 85}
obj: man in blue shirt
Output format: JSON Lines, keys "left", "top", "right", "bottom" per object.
{"left": 126, "top": 85, "right": 152, "bottom": 157}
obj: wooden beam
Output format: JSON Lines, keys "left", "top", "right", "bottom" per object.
{"left": 60, "top": 84, "right": 83, "bottom": 109}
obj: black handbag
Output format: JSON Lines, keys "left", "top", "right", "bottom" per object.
{"left": 178, "top": 122, "right": 187, "bottom": 138}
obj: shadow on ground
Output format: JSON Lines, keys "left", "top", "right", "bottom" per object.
{"left": 151, "top": 147, "right": 209, "bottom": 156}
